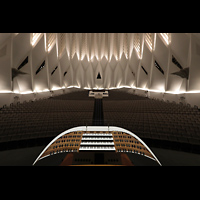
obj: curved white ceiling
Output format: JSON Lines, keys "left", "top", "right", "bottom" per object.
{"left": 0, "top": 33, "right": 200, "bottom": 94}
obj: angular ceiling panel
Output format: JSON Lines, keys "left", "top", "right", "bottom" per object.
{"left": 114, "top": 63, "right": 123, "bottom": 87}
{"left": 104, "top": 63, "right": 113, "bottom": 89}
{"left": 81, "top": 55, "right": 89, "bottom": 71}
{"left": 2, "top": 33, "right": 200, "bottom": 94}
{"left": 109, "top": 55, "right": 117, "bottom": 70}
{"left": 85, "top": 63, "right": 94, "bottom": 89}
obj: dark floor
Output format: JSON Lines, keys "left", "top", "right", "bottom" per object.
{"left": 0, "top": 145, "right": 200, "bottom": 166}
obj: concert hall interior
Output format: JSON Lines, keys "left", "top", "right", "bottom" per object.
{"left": 1, "top": 33, "right": 200, "bottom": 166}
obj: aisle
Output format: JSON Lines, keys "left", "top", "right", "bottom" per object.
{"left": 92, "top": 99, "right": 104, "bottom": 126}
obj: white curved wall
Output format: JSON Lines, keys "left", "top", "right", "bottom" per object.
{"left": 1, "top": 33, "right": 200, "bottom": 107}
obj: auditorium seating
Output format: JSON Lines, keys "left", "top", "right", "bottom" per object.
{"left": 0, "top": 90, "right": 93, "bottom": 147}
{"left": 0, "top": 88, "right": 200, "bottom": 152}
{"left": 103, "top": 89, "right": 200, "bottom": 149}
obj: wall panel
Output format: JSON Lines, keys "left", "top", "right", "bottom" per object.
{"left": 166, "top": 33, "right": 189, "bottom": 93}
{"left": 0, "top": 36, "right": 12, "bottom": 91}
{"left": 129, "top": 49, "right": 140, "bottom": 88}
{"left": 188, "top": 34, "right": 200, "bottom": 91}
{"left": 138, "top": 43, "right": 152, "bottom": 89}
{"left": 48, "top": 44, "right": 60, "bottom": 89}
{"left": 13, "top": 33, "right": 32, "bottom": 93}
{"left": 151, "top": 34, "right": 169, "bottom": 91}
{"left": 59, "top": 50, "right": 70, "bottom": 87}
{"left": 32, "top": 35, "right": 48, "bottom": 91}
{"left": 85, "top": 63, "right": 94, "bottom": 88}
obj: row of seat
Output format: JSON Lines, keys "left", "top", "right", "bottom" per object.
{"left": 0, "top": 88, "right": 200, "bottom": 149}
{"left": 103, "top": 100, "right": 198, "bottom": 114}
{"left": 103, "top": 90, "right": 200, "bottom": 146}
{"left": 1, "top": 100, "right": 94, "bottom": 113}
{"left": 0, "top": 90, "right": 94, "bottom": 144}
